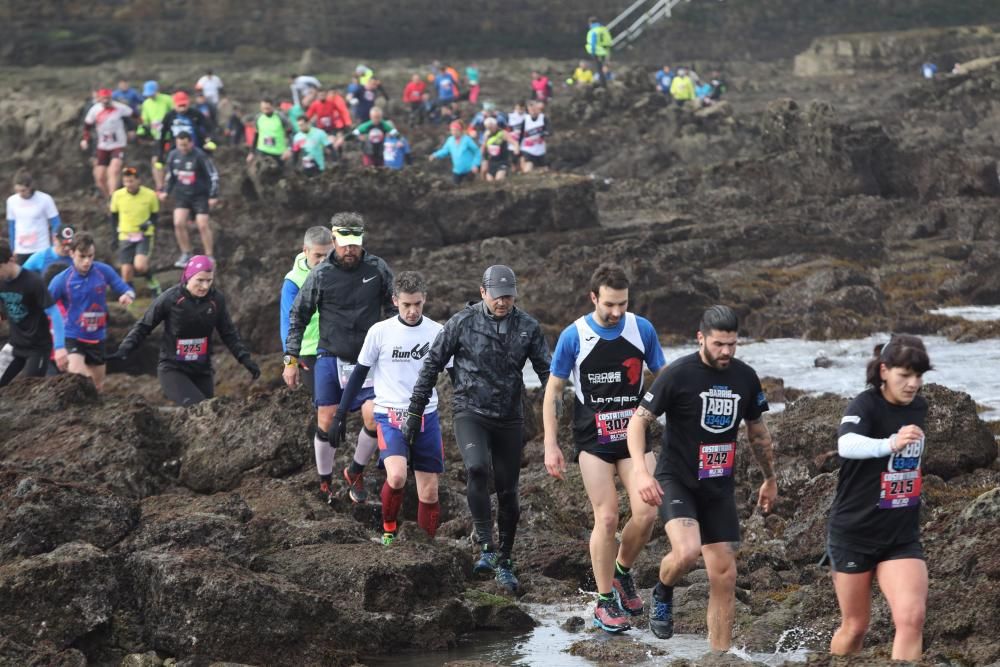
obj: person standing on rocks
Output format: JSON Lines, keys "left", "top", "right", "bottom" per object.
{"left": 401, "top": 265, "right": 552, "bottom": 593}
{"left": 81, "top": 88, "right": 134, "bottom": 199}
{"left": 543, "top": 265, "right": 666, "bottom": 633}
{"left": 110, "top": 167, "right": 161, "bottom": 295}
{"left": 195, "top": 69, "right": 224, "bottom": 106}
{"left": 480, "top": 117, "right": 511, "bottom": 181}
{"left": 247, "top": 98, "right": 293, "bottom": 168}
{"left": 826, "top": 335, "right": 931, "bottom": 662}
{"left": 629, "top": 305, "right": 777, "bottom": 647}
{"left": 334, "top": 271, "right": 448, "bottom": 546}
{"left": 429, "top": 121, "right": 481, "bottom": 184}
{"left": 47, "top": 233, "right": 135, "bottom": 392}
{"left": 352, "top": 107, "right": 395, "bottom": 168}
{"left": 279, "top": 226, "right": 334, "bottom": 397}
{"left": 138, "top": 81, "right": 173, "bottom": 190}
{"left": 111, "top": 255, "right": 260, "bottom": 406}
{"left": 283, "top": 214, "right": 395, "bottom": 506}
{"left": 0, "top": 239, "right": 68, "bottom": 387}
{"left": 159, "top": 131, "right": 220, "bottom": 268}
{"left": 585, "top": 17, "right": 613, "bottom": 86}
{"left": 6, "top": 169, "right": 62, "bottom": 265}
{"left": 516, "top": 100, "right": 550, "bottom": 173}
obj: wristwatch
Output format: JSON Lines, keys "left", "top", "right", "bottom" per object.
{"left": 283, "top": 354, "right": 297, "bottom": 367}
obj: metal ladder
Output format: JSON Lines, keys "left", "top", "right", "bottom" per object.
{"left": 607, "top": 0, "right": 692, "bottom": 48}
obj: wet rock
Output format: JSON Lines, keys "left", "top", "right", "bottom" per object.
{"left": 959, "top": 487, "right": 1000, "bottom": 525}
{"left": 0, "top": 541, "right": 117, "bottom": 648}
{"left": 813, "top": 355, "right": 833, "bottom": 368}
{"left": 921, "top": 383, "right": 997, "bottom": 478}
{"left": 781, "top": 473, "right": 838, "bottom": 564}
{"left": 464, "top": 590, "right": 535, "bottom": 631}
{"left": 0, "top": 475, "right": 139, "bottom": 562}
{"left": 560, "top": 615, "right": 586, "bottom": 632}
{"left": 120, "top": 652, "right": 164, "bottom": 667}
{"left": 567, "top": 636, "right": 666, "bottom": 662}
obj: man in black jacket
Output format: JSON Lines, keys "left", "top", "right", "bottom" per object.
{"left": 403, "top": 265, "right": 551, "bottom": 592}
{"left": 283, "top": 213, "right": 395, "bottom": 505}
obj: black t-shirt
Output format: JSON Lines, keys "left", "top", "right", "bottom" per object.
{"left": 640, "top": 352, "right": 768, "bottom": 495}
{"left": 828, "top": 387, "right": 927, "bottom": 548}
{"left": 0, "top": 267, "right": 55, "bottom": 354}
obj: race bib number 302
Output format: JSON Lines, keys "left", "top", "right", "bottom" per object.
{"left": 595, "top": 408, "right": 634, "bottom": 445}
{"left": 698, "top": 442, "right": 735, "bottom": 479}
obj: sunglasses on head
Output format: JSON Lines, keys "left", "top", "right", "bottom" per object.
{"left": 122, "top": 167, "right": 138, "bottom": 176}
{"left": 333, "top": 227, "right": 363, "bottom": 236}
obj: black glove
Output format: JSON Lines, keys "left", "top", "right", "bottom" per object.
{"left": 242, "top": 358, "right": 261, "bottom": 380}
{"left": 401, "top": 412, "right": 422, "bottom": 446}
{"left": 139, "top": 219, "right": 154, "bottom": 233}
{"left": 107, "top": 347, "right": 129, "bottom": 361}
{"left": 330, "top": 414, "right": 347, "bottom": 448}
{"left": 110, "top": 236, "right": 119, "bottom": 252}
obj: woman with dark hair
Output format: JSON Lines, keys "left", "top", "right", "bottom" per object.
{"left": 826, "top": 334, "right": 932, "bottom": 661}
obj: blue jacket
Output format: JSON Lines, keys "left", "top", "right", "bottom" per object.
{"left": 48, "top": 262, "right": 134, "bottom": 341}
{"left": 432, "top": 135, "right": 481, "bottom": 175}
{"left": 656, "top": 70, "right": 674, "bottom": 93}
{"left": 435, "top": 74, "right": 457, "bottom": 102}
{"left": 113, "top": 88, "right": 143, "bottom": 111}
{"left": 23, "top": 247, "right": 65, "bottom": 274}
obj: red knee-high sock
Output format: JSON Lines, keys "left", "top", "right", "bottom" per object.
{"left": 381, "top": 482, "right": 405, "bottom": 532}
{"left": 417, "top": 500, "right": 441, "bottom": 538}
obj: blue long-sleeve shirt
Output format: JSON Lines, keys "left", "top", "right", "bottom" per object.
{"left": 48, "top": 262, "right": 134, "bottom": 341}
{"left": 279, "top": 278, "right": 299, "bottom": 353}
{"left": 45, "top": 304, "right": 66, "bottom": 349}
{"left": 431, "top": 135, "right": 482, "bottom": 175}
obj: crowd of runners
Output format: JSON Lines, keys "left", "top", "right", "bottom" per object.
{"left": 1, "top": 17, "right": 931, "bottom": 660}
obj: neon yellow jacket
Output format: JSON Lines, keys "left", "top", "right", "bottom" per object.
{"left": 670, "top": 75, "right": 696, "bottom": 101}
{"left": 586, "top": 24, "right": 613, "bottom": 57}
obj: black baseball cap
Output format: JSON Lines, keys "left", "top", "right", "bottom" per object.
{"left": 483, "top": 265, "right": 517, "bottom": 298}
{"left": 55, "top": 223, "right": 75, "bottom": 245}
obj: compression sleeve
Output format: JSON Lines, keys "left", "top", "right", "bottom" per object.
{"left": 337, "top": 363, "right": 371, "bottom": 417}
{"left": 49, "top": 215, "right": 61, "bottom": 235}
{"left": 7, "top": 220, "right": 13, "bottom": 245}
{"left": 45, "top": 305, "right": 66, "bottom": 348}
{"left": 279, "top": 279, "right": 299, "bottom": 353}
{"left": 838, "top": 432, "right": 893, "bottom": 459}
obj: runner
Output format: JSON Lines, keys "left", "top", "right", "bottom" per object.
{"left": 112, "top": 79, "right": 143, "bottom": 113}
{"left": 0, "top": 239, "right": 68, "bottom": 387}
{"left": 383, "top": 130, "right": 411, "bottom": 171}
{"left": 530, "top": 71, "right": 553, "bottom": 102}
{"left": 47, "top": 233, "right": 135, "bottom": 392}
{"left": 429, "top": 121, "right": 481, "bottom": 184}
{"left": 109, "top": 167, "right": 161, "bottom": 295}
{"left": 335, "top": 271, "right": 448, "bottom": 545}
{"left": 403, "top": 74, "right": 427, "bottom": 125}
{"left": 23, "top": 223, "right": 74, "bottom": 274}
{"left": 247, "top": 98, "right": 293, "bottom": 167}
{"left": 292, "top": 116, "right": 335, "bottom": 175}
{"left": 827, "top": 335, "right": 932, "bottom": 661}
{"left": 289, "top": 73, "right": 322, "bottom": 109}
{"left": 403, "top": 265, "right": 551, "bottom": 592}
{"left": 466, "top": 64, "right": 481, "bottom": 104}
{"left": 517, "top": 100, "right": 550, "bottom": 173}
{"left": 352, "top": 107, "right": 395, "bottom": 168}
{"left": 481, "top": 118, "right": 511, "bottom": 182}
{"left": 306, "top": 90, "right": 351, "bottom": 140}
{"left": 280, "top": 226, "right": 334, "bottom": 397}
{"left": 193, "top": 92, "right": 219, "bottom": 136}
{"left": 112, "top": 255, "right": 259, "bottom": 406}
{"left": 629, "top": 305, "right": 777, "bottom": 647}
{"left": 6, "top": 169, "right": 61, "bottom": 265}
{"left": 195, "top": 69, "right": 224, "bottom": 106}
{"left": 585, "top": 17, "right": 613, "bottom": 86}
{"left": 81, "top": 89, "right": 133, "bottom": 198}
{"left": 138, "top": 81, "right": 173, "bottom": 190}
{"left": 158, "top": 91, "right": 216, "bottom": 166}
{"left": 543, "top": 265, "right": 666, "bottom": 632}
{"left": 159, "top": 131, "right": 220, "bottom": 268}
{"left": 283, "top": 213, "right": 395, "bottom": 505}
{"left": 353, "top": 78, "right": 386, "bottom": 124}
{"left": 670, "top": 68, "right": 696, "bottom": 107}
{"left": 568, "top": 61, "right": 595, "bottom": 87}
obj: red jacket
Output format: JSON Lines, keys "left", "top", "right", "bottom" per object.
{"left": 306, "top": 95, "right": 351, "bottom": 130}
{"left": 403, "top": 81, "right": 426, "bottom": 103}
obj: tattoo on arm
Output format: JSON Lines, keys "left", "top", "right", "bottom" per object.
{"left": 748, "top": 421, "right": 776, "bottom": 479}
{"left": 634, "top": 406, "right": 656, "bottom": 425}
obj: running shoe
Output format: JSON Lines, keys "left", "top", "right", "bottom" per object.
{"left": 319, "top": 480, "right": 334, "bottom": 505}
{"left": 612, "top": 570, "right": 644, "bottom": 616}
{"left": 473, "top": 548, "right": 499, "bottom": 577}
{"left": 593, "top": 597, "right": 631, "bottom": 633}
{"left": 173, "top": 252, "right": 191, "bottom": 269}
{"left": 494, "top": 558, "right": 519, "bottom": 593}
{"left": 381, "top": 531, "right": 395, "bottom": 546}
{"left": 342, "top": 466, "right": 367, "bottom": 503}
{"left": 650, "top": 594, "right": 674, "bottom": 639}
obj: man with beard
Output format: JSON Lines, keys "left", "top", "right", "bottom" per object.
{"left": 542, "top": 265, "right": 665, "bottom": 633}
{"left": 283, "top": 213, "right": 395, "bottom": 505}
{"left": 628, "top": 305, "right": 778, "bottom": 647}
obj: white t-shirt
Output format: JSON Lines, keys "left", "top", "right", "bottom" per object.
{"left": 196, "top": 75, "right": 224, "bottom": 104}
{"left": 6, "top": 191, "right": 59, "bottom": 254}
{"left": 357, "top": 315, "right": 449, "bottom": 414}
{"left": 84, "top": 102, "right": 133, "bottom": 150}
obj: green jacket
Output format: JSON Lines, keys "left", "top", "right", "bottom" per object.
{"left": 586, "top": 24, "right": 613, "bottom": 57}
{"left": 283, "top": 253, "right": 320, "bottom": 357}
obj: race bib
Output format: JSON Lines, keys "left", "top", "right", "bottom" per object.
{"left": 879, "top": 470, "right": 922, "bottom": 509}
{"left": 488, "top": 144, "right": 502, "bottom": 157}
{"left": 319, "top": 116, "right": 332, "bottom": 128}
{"left": 81, "top": 311, "right": 107, "bottom": 333}
{"left": 176, "top": 337, "right": 208, "bottom": 361}
{"left": 17, "top": 231, "right": 39, "bottom": 248}
{"left": 698, "top": 442, "right": 735, "bottom": 479}
{"left": 302, "top": 155, "right": 315, "bottom": 167}
{"left": 263, "top": 136, "right": 276, "bottom": 147}
{"left": 126, "top": 232, "right": 144, "bottom": 242}
{"left": 524, "top": 136, "right": 541, "bottom": 147}
{"left": 337, "top": 358, "right": 374, "bottom": 390}
{"left": 387, "top": 408, "right": 424, "bottom": 432}
{"left": 595, "top": 408, "right": 633, "bottom": 445}
{"left": 178, "top": 170, "right": 196, "bottom": 186}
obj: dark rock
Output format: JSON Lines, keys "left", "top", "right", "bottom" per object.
{"left": 921, "top": 383, "right": 997, "bottom": 479}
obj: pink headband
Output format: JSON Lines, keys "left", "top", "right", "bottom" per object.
{"left": 182, "top": 255, "right": 215, "bottom": 283}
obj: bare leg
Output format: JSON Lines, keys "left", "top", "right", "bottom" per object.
{"left": 615, "top": 452, "right": 658, "bottom": 567}
{"left": 195, "top": 213, "right": 213, "bottom": 257}
{"left": 579, "top": 451, "right": 620, "bottom": 595}
{"left": 414, "top": 471, "right": 438, "bottom": 504}
{"left": 877, "top": 559, "right": 927, "bottom": 661}
{"left": 174, "top": 208, "right": 192, "bottom": 253}
{"left": 660, "top": 518, "right": 702, "bottom": 586}
{"left": 702, "top": 542, "right": 737, "bottom": 651}
{"left": 830, "top": 570, "right": 874, "bottom": 655}
{"left": 108, "top": 157, "right": 123, "bottom": 194}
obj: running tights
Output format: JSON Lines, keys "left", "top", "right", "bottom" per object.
{"left": 453, "top": 411, "right": 524, "bottom": 560}
{"left": 0, "top": 350, "right": 50, "bottom": 388}
{"left": 159, "top": 367, "right": 214, "bottom": 407}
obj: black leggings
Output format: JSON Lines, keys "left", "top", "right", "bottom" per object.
{"left": 159, "top": 367, "right": 214, "bottom": 406}
{"left": 453, "top": 412, "right": 524, "bottom": 560}
{"left": 0, "top": 350, "right": 50, "bottom": 387}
